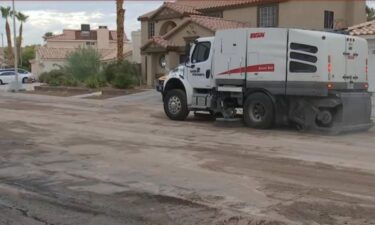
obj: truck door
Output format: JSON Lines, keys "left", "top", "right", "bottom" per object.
{"left": 368, "top": 48, "right": 375, "bottom": 92}
{"left": 247, "top": 28, "right": 288, "bottom": 95}
{"left": 343, "top": 37, "right": 368, "bottom": 89}
{"left": 186, "top": 39, "right": 214, "bottom": 89}
{"left": 213, "top": 29, "right": 247, "bottom": 85}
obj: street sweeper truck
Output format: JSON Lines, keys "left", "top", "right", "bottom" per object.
{"left": 160, "top": 28, "right": 373, "bottom": 133}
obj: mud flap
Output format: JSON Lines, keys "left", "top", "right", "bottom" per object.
{"left": 289, "top": 92, "right": 373, "bottom": 134}
{"left": 330, "top": 92, "right": 374, "bottom": 133}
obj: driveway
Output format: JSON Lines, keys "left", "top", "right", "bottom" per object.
{"left": 0, "top": 82, "right": 42, "bottom": 92}
{"left": 0, "top": 90, "right": 374, "bottom": 225}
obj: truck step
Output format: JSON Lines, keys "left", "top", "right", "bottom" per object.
{"left": 217, "top": 86, "right": 243, "bottom": 92}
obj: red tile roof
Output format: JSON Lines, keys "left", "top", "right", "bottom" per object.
{"left": 37, "top": 47, "right": 115, "bottom": 60}
{"left": 46, "top": 29, "right": 129, "bottom": 42}
{"left": 176, "top": 0, "right": 282, "bottom": 11}
{"left": 164, "top": 2, "right": 202, "bottom": 15}
{"left": 347, "top": 20, "right": 375, "bottom": 36}
{"left": 189, "top": 15, "right": 251, "bottom": 31}
{"left": 141, "top": 36, "right": 179, "bottom": 51}
{"left": 139, "top": 2, "right": 201, "bottom": 20}
{"left": 139, "top": 0, "right": 285, "bottom": 20}
{"left": 142, "top": 15, "right": 251, "bottom": 51}
{"left": 163, "top": 15, "right": 250, "bottom": 39}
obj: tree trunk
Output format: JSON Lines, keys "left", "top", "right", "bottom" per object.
{"left": 116, "top": 0, "right": 125, "bottom": 63}
{"left": 18, "top": 23, "right": 23, "bottom": 66}
{"left": 5, "top": 20, "right": 14, "bottom": 66}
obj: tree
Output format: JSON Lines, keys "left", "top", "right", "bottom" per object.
{"left": 15, "top": 12, "right": 29, "bottom": 65}
{"left": 65, "top": 47, "right": 101, "bottom": 81}
{"left": 20, "top": 45, "right": 38, "bottom": 70}
{"left": 116, "top": 0, "right": 125, "bottom": 63}
{"left": 43, "top": 32, "right": 53, "bottom": 41}
{"left": 366, "top": 5, "right": 375, "bottom": 21}
{"left": 1, "top": 6, "right": 14, "bottom": 66}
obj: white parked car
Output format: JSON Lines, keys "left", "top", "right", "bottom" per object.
{"left": 0, "top": 69, "right": 35, "bottom": 85}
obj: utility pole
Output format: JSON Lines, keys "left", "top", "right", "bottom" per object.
{"left": 10, "top": 0, "right": 21, "bottom": 92}
{"left": 1, "top": 33, "right": 4, "bottom": 69}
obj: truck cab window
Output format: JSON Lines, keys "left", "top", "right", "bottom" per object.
{"left": 191, "top": 42, "right": 211, "bottom": 63}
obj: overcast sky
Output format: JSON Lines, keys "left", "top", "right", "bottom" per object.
{"left": 0, "top": 0, "right": 373, "bottom": 46}
{"left": 0, "top": 1, "right": 163, "bottom": 46}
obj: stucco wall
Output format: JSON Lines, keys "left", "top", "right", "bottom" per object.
{"left": 31, "top": 60, "right": 66, "bottom": 77}
{"left": 221, "top": 0, "right": 366, "bottom": 29}
{"left": 131, "top": 30, "right": 142, "bottom": 64}
{"left": 47, "top": 41, "right": 89, "bottom": 48}
{"left": 167, "top": 23, "right": 214, "bottom": 46}
{"left": 279, "top": 0, "right": 365, "bottom": 29}
{"left": 97, "top": 28, "right": 110, "bottom": 49}
{"left": 141, "top": 21, "right": 149, "bottom": 46}
{"left": 141, "top": 18, "right": 185, "bottom": 46}
{"left": 223, "top": 7, "right": 257, "bottom": 26}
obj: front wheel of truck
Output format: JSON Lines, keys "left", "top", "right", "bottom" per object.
{"left": 164, "top": 89, "right": 189, "bottom": 121}
{"left": 243, "top": 92, "right": 275, "bottom": 129}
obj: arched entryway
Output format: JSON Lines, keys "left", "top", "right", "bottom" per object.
{"left": 159, "top": 21, "right": 177, "bottom": 35}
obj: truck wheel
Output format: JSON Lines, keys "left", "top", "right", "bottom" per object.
{"left": 244, "top": 93, "right": 274, "bottom": 129}
{"left": 164, "top": 89, "right": 189, "bottom": 121}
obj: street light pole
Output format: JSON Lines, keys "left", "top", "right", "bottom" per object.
{"left": 1, "top": 33, "right": 4, "bottom": 69}
{"left": 12, "top": 0, "right": 19, "bottom": 91}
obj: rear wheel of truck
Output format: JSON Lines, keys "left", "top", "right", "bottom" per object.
{"left": 243, "top": 93, "right": 274, "bottom": 129}
{"left": 164, "top": 89, "right": 189, "bottom": 121}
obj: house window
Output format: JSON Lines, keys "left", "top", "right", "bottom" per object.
{"left": 159, "top": 55, "right": 166, "bottom": 68}
{"left": 148, "top": 22, "right": 155, "bottom": 39}
{"left": 86, "top": 42, "right": 95, "bottom": 46}
{"left": 258, "top": 4, "right": 278, "bottom": 27}
{"left": 324, "top": 11, "right": 334, "bottom": 29}
{"left": 180, "top": 54, "right": 187, "bottom": 64}
{"left": 205, "top": 11, "right": 223, "bottom": 18}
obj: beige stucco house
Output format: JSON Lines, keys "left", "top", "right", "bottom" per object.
{"left": 139, "top": 0, "right": 366, "bottom": 86}
{"left": 0, "top": 48, "right": 6, "bottom": 68}
{"left": 31, "top": 24, "right": 140, "bottom": 76}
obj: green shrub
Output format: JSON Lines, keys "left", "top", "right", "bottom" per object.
{"left": 103, "top": 61, "right": 140, "bottom": 89}
{"left": 65, "top": 47, "right": 101, "bottom": 82}
{"left": 84, "top": 75, "right": 107, "bottom": 89}
{"left": 39, "top": 69, "right": 64, "bottom": 84}
{"left": 112, "top": 72, "right": 136, "bottom": 89}
{"left": 38, "top": 69, "right": 79, "bottom": 87}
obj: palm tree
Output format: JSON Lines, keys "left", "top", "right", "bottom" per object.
{"left": 1, "top": 6, "right": 14, "bottom": 66}
{"left": 15, "top": 12, "right": 29, "bottom": 66}
{"left": 366, "top": 6, "right": 375, "bottom": 21}
{"left": 43, "top": 32, "right": 53, "bottom": 42}
{"left": 116, "top": 0, "right": 125, "bottom": 63}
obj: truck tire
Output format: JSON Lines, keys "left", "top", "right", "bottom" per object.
{"left": 243, "top": 93, "right": 274, "bottom": 129}
{"left": 164, "top": 89, "right": 189, "bottom": 121}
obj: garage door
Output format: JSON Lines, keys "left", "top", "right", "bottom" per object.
{"left": 368, "top": 47, "right": 375, "bottom": 92}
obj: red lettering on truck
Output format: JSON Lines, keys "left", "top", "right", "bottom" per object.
{"left": 250, "top": 32, "right": 265, "bottom": 39}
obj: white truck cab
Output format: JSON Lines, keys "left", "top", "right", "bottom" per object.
{"left": 161, "top": 28, "right": 373, "bottom": 133}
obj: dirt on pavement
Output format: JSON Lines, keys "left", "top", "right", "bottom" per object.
{"left": 0, "top": 90, "right": 374, "bottom": 225}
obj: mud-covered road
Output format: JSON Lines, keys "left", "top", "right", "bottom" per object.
{"left": 0, "top": 90, "right": 375, "bottom": 225}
